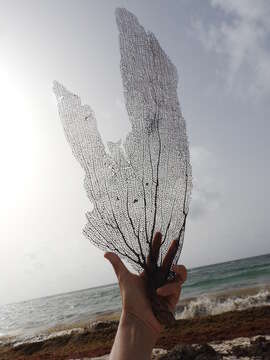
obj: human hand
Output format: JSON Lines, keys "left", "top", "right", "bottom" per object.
{"left": 104, "top": 232, "right": 187, "bottom": 336}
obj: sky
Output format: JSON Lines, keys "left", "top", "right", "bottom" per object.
{"left": 0, "top": 0, "right": 269, "bottom": 305}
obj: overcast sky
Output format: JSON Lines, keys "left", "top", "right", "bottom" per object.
{"left": 0, "top": 0, "right": 269, "bottom": 305}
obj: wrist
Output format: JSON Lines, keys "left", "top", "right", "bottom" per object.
{"left": 121, "top": 310, "right": 161, "bottom": 345}
{"left": 110, "top": 311, "right": 161, "bottom": 360}
{"left": 122, "top": 301, "right": 164, "bottom": 336}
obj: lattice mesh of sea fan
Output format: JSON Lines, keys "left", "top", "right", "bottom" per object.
{"left": 53, "top": 8, "right": 192, "bottom": 273}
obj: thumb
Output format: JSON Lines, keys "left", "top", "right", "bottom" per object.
{"left": 104, "top": 252, "right": 129, "bottom": 280}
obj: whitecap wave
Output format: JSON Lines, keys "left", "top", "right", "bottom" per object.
{"left": 177, "top": 289, "right": 270, "bottom": 319}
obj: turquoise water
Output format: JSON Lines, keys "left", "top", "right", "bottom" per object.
{"left": 183, "top": 253, "right": 270, "bottom": 298}
{"left": 0, "top": 253, "right": 270, "bottom": 340}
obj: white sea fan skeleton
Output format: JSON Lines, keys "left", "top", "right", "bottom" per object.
{"left": 53, "top": 8, "right": 192, "bottom": 324}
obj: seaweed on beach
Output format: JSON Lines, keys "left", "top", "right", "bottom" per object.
{"left": 53, "top": 8, "right": 192, "bottom": 325}
{"left": 1, "top": 306, "right": 270, "bottom": 359}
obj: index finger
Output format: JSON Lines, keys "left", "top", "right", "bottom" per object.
{"left": 161, "top": 239, "right": 179, "bottom": 276}
{"left": 146, "top": 232, "right": 162, "bottom": 268}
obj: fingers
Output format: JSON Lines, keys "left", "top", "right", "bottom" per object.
{"left": 161, "top": 239, "right": 179, "bottom": 275}
{"left": 104, "top": 252, "right": 129, "bottom": 280}
{"left": 173, "top": 264, "right": 187, "bottom": 283}
{"left": 156, "top": 282, "right": 180, "bottom": 296}
{"left": 152, "top": 232, "right": 162, "bottom": 263}
{"left": 156, "top": 264, "right": 187, "bottom": 297}
{"left": 147, "top": 232, "right": 162, "bottom": 267}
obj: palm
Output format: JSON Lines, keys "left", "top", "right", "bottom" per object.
{"left": 105, "top": 232, "right": 187, "bottom": 331}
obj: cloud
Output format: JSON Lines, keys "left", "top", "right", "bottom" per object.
{"left": 193, "top": 0, "right": 270, "bottom": 98}
{"left": 189, "top": 147, "right": 221, "bottom": 220}
{"left": 190, "top": 185, "right": 220, "bottom": 220}
{"left": 24, "top": 251, "right": 45, "bottom": 273}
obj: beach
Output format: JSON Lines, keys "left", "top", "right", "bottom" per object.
{"left": 1, "top": 253, "right": 270, "bottom": 359}
{"left": 0, "top": 306, "right": 270, "bottom": 359}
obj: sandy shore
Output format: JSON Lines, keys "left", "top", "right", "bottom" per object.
{"left": 0, "top": 305, "right": 269, "bottom": 359}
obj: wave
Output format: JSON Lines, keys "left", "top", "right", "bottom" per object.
{"left": 185, "top": 266, "right": 270, "bottom": 290}
{"left": 177, "top": 289, "right": 270, "bottom": 319}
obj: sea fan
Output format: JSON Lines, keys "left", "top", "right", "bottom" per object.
{"left": 53, "top": 8, "right": 192, "bottom": 324}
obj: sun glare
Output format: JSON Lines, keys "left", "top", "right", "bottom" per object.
{"left": 0, "top": 66, "right": 36, "bottom": 214}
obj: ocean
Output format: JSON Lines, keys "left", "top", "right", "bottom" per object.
{"left": 1, "top": 253, "right": 270, "bottom": 342}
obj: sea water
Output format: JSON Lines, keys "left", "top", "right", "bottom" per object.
{"left": 1, "top": 253, "right": 270, "bottom": 340}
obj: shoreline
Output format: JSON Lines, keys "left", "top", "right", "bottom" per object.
{"left": 0, "top": 305, "right": 270, "bottom": 359}
{"left": 1, "top": 283, "right": 269, "bottom": 343}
